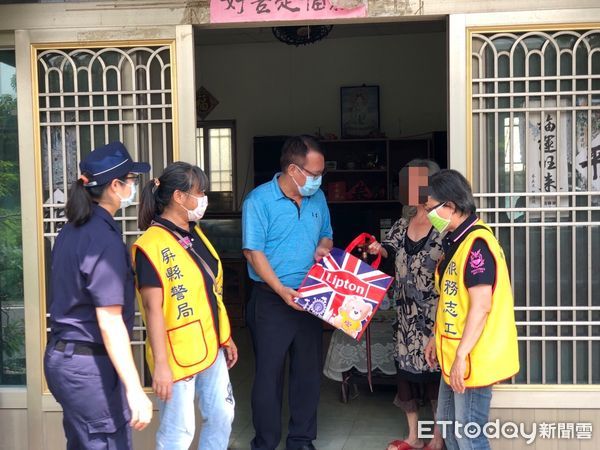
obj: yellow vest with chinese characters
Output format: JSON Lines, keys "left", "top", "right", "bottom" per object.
{"left": 132, "top": 224, "right": 231, "bottom": 382}
{"left": 434, "top": 220, "right": 519, "bottom": 388}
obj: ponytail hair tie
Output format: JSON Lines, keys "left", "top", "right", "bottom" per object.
{"left": 79, "top": 173, "right": 98, "bottom": 187}
{"left": 151, "top": 177, "right": 160, "bottom": 194}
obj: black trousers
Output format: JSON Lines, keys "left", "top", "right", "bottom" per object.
{"left": 44, "top": 342, "right": 131, "bottom": 450}
{"left": 247, "top": 284, "right": 323, "bottom": 450}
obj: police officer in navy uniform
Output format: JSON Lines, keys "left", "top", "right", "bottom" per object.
{"left": 44, "top": 142, "right": 153, "bottom": 450}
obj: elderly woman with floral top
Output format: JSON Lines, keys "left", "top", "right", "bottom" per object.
{"left": 368, "top": 160, "right": 444, "bottom": 450}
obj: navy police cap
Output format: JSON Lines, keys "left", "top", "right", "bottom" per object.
{"left": 79, "top": 141, "right": 150, "bottom": 186}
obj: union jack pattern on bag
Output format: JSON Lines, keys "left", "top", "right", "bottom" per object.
{"left": 294, "top": 247, "right": 393, "bottom": 340}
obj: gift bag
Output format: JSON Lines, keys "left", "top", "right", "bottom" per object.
{"left": 294, "top": 233, "right": 393, "bottom": 340}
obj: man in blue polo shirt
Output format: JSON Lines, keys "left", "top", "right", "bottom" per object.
{"left": 243, "top": 135, "right": 333, "bottom": 450}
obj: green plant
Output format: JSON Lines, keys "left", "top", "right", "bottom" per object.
{"left": 1, "top": 315, "right": 24, "bottom": 360}
{"left": 0, "top": 69, "right": 24, "bottom": 384}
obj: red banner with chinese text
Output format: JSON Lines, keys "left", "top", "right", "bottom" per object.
{"left": 211, "top": 0, "right": 367, "bottom": 24}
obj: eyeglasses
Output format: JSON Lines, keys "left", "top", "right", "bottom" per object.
{"left": 424, "top": 202, "right": 445, "bottom": 213}
{"left": 117, "top": 175, "right": 140, "bottom": 187}
{"left": 124, "top": 175, "right": 140, "bottom": 186}
{"left": 297, "top": 165, "right": 326, "bottom": 178}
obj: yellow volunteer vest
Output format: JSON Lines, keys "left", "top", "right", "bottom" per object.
{"left": 132, "top": 224, "right": 231, "bottom": 382}
{"left": 434, "top": 220, "right": 519, "bottom": 388}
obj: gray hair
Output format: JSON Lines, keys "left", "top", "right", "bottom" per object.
{"left": 401, "top": 159, "right": 441, "bottom": 220}
{"left": 428, "top": 169, "right": 476, "bottom": 216}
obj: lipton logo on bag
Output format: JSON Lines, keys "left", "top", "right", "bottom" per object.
{"left": 321, "top": 269, "right": 368, "bottom": 297}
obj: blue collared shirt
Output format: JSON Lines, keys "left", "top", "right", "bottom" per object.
{"left": 242, "top": 173, "right": 333, "bottom": 288}
{"left": 49, "top": 204, "right": 135, "bottom": 344}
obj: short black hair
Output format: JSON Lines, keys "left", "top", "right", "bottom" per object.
{"left": 280, "top": 135, "right": 324, "bottom": 171}
{"left": 428, "top": 169, "right": 477, "bottom": 215}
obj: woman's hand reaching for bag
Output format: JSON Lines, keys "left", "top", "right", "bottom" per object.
{"left": 367, "top": 240, "right": 388, "bottom": 258}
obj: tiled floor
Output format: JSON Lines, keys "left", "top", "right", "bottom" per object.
{"left": 227, "top": 328, "right": 432, "bottom": 450}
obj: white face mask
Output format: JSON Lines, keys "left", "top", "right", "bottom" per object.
{"left": 116, "top": 180, "right": 136, "bottom": 209}
{"left": 182, "top": 194, "right": 208, "bottom": 222}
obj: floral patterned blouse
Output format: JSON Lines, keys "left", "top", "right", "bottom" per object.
{"left": 382, "top": 218, "right": 443, "bottom": 375}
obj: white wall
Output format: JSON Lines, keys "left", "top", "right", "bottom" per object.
{"left": 195, "top": 31, "right": 447, "bottom": 205}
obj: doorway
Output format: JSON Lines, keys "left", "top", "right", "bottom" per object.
{"left": 193, "top": 19, "right": 449, "bottom": 449}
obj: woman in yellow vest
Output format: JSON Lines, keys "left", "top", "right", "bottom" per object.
{"left": 423, "top": 169, "right": 519, "bottom": 450}
{"left": 134, "top": 162, "right": 237, "bottom": 450}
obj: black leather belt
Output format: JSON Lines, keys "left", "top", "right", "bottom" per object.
{"left": 254, "top": 281, "right": 275, "bottom": 293}
{"left": 54, "top": 340, "right": 108, "bottom": 356}
{"left": 254, "top": 281, "right": 299, "bottom": 293}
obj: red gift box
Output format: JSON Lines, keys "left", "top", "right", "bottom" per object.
{"left": 294, "top": 234, "right": 393, "bottom": 340}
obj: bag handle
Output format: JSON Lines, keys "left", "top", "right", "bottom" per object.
{"left": 344, "top": 232, "right": 381, "bottom": 269}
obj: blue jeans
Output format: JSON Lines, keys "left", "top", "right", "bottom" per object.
{"left": 156, "top": 350, "right": 235, "bottom": 450}
{"left": 436, "top": 378, "right": 492, "bottom": 450}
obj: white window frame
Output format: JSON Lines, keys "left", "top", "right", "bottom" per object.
{"left": 197, "top": 119, "right": 237, "bottom": 211}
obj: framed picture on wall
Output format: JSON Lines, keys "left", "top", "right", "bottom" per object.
{"left": 340, "top": 85, "right": 380, "bottom": 138}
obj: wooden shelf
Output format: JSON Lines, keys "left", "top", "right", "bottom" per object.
{"left": 221, "top": 259, "right": 249, "bottom": 328}
{"left": 253, "top": 133, "right": 446, "bottom": 251}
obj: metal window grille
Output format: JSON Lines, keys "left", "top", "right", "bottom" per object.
{"left": 471, "top": 29, "right": 600, "bottom": 384}
{"left": 37, "top": 44, "right": 174, "bottom": 386}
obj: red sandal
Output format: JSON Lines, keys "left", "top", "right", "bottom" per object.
{"left": 387, "top": 441, "right": 418, "bottom": 450}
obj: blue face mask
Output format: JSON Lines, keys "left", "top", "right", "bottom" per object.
{"left": 292, "top": 165, "right": 322, "bottom": 197}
